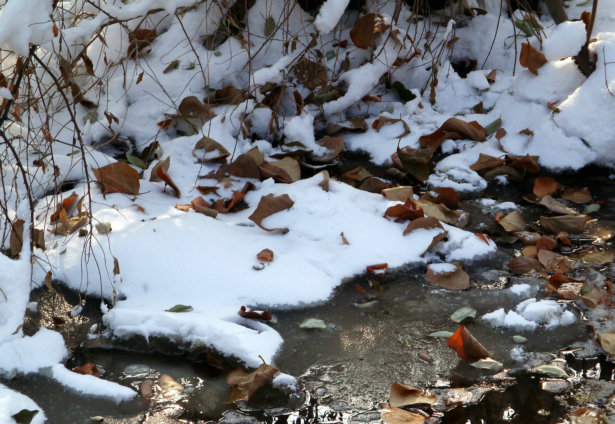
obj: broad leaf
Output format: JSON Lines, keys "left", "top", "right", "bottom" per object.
{"left": 93, "top": 162, "right": 140, "bottom": 195}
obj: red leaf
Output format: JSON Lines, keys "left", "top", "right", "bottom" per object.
{"left": 533, "top": 177, "right": 558, "bottom": 198}
{"left": 446, "top": 325, "right": 490, "bottom": 361}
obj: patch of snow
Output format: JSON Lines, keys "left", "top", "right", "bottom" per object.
{"left": 483, "top": 299, "right": 576, "bottom": 331}
{"left": 508, "top": 283, "right": 530, "bottom": 296}
{"left": 428, "top": 263, "right": 457, "bottom": 274}
{"left": 542, "top": 21, "right": 587, "bottom": 61}
{"left": 0, "top": 384, "right": 46, "bottom": 424}
{"left": 314, "top": 0, "right": 350, "bottom": 34}
{"left": 0, "top": 329, "right": 67, "bottom": 374}
{"left": 50, "top": 364, "right": 136, "bottom": 402}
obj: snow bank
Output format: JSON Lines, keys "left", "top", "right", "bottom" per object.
{"left": 50, "top": 364, "right": 136, "bottom": 401}
{"left": 482, "top": 299, "right": 576, "bottom": 331}
{"left": 314, "top": 0, "right": 350, "bottom": 34}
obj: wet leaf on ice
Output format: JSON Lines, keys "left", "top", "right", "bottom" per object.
{"left": 248, "top": 194, "right": 294, "bottom": 233}
{"left": 519, "top": 43, "right": 547, "bottom": 75}
{"left": 192, "top": 136, "right": 230, "bottom": 162}
{"left": 392, "top": 147, "right": 433, "bottom": 182}
{"left": 165, "top": 304, "right": 193, "bottom": 312}
{"left": 447, "top": 325, "right": 490, "bottom": 362}
{"left": 72, "top": 363, "right": 100, "bottom": 377}
{"left": 299, "top": 318, "right": 327, "bottom": 329}
{"left": 451, "top": 306, "right": 477, "bottom": 323}
{"left": 11, "top": 409, "right": 39, "bottom": 424}
{"left": 350, "top": 13, "right": 390, "bottom": 49}
{"left": 598, "top": 330, "right": 615, "bottom": 355}
{"left": 573, "top": 248, "right": 614, "bottom": 265}
{"left": 546, "top": 272, "right": 583, "bottom": 299}
{"left": 256, "top": 248, "right": 274, "bottom": 263}
{"left": 239, "top": 306, "right": 272, "bottom": 321}
{"left": 150, "top": 157, "right": 181, "bottom": 198}
{"left": 536, "top": 235, "right": 558, "bottom": 251}
{"left": 538, "top": 249, "right": 577, "bottom": 273}
{"left": 471, "top": 358, "right": 503, "bottom": 371}
{"left": 381, "top": 405, "right": 425, "bottom": 424}
{"left": 560, "top": 187, "right": 592, "bottom": 204}
{"left": 159, "top": 374, "right": 184, "bottom": 396}
{"left": 581, "top": 285, "right": 604, "bottom": 308}
{"left": 93, "top": 162, "right": 140, "bottom": 195}
{"left": 389, "top": 383, "right": 436, "bottom": 407}
{"left": 540, "top": 215, "right": 591, "bottom": 234}
{"left": 533, "top": 177, "right": 558, "bottom": 198}
{"left": 426, "top": 262, "right": 469, "bottom": 290}
{"left": 496, "top": 210, "right": 526, "bottom": 232}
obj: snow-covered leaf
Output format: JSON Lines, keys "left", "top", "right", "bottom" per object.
{"left": 426, "top": 262, "right": 469, "bottom": 290}
{"left": 299, "top": 318, "right": 326, "bottom": 329}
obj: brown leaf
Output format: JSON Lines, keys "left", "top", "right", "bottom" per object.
{"left": 178, "top": 95, "right": 214, "bottom": 121}
{"left": 196, "top": 186, "right": 219, "bottom": 196}
{"left": 447, "top": 325, "right": 490, "bottom": 361}
{"left": 384, "top": 200, "right": 424, "bottom": 222}
{"left": 150, "top": 157, "right": 181, "bottom": 198}
{"left": 421, "top": 187, "right": 460, "bottom": 209}
{"left": 496, "top": 210, "right": 526, "bottom": 233}
{"left": 293, "top": 58, "right": 328, "bottom": 90}
{"left": 440, "top": 117, "right": 485, "bottom": 141}
{"left": 538, "top": 249, "right": 577, "bottom": 273}
{"left": 205, "top": 86, "right": 246, "bottom": 105}
{"left": 249, "top": 194, "right": 294, "bottom": 233}
{"left": 425, "top": 262, "right": 469, "bottom": 290}
{"left": 404, "top": 217, "right": 448, "bottom": 251}
{"left": 482, "top": 165, "right": 524, "bottom": 181}
{"left": 495, "top": 128, "right": 507, "bottom": 140}
{"left": 519, "top": 43, "right": 547, "bottom": 75}
{"left": 9, "top": 219, "right": 24, "bottom": 259}
{"left": 508, "top": 256, "right": 542, "bottom": 274}
{"left": 560, "top": 187, "right": 592, "bottom": 204}
{"left": 572, "top": 247, "right": 615, "bottom": 265}
{"left": 419, "top": 200, "right": 467, "bottom": 227}
{"left": 367, "top": 263, "right": 388, "bottom": 276}
{"left": 72, "top": 363, "right": 100, "bottom": 377}
{"left": 128, "top": 28, "right": 157, "bottom": 57}
{"left": 32, "top": 228, "right": 45, "bottom": 250}
{"left": 546, "top": 272, "right": 583, "bottom": 299}
{"left": 538, "top": 195, "right": 578, "bottom": 215}
{"left": 540, "top": 215, "right": 591, "bottom": 234}
{"left": 318, "top": 170, "right": 330, "bottom": 192}
{"left": 418, "top": 128, "right": 447, "bottom": 152}
{"left": 93, "top": 162, "right": 140, "bottom": 195}
{"left": 341, "top": 167, "right": 372, "bottom": 185}
{"left": 381, "top": 405, "right": 425, "bottom": 424}
{"left": 51, "top": 211, "right": 89, "bottom": 236}
{"left": 326, "top": 116, "right": 368, "bottom": 135}
{"left": 506, "top": 154, "right": 540, "bottom": 173}
{"left": 192, "top": 136, "right": 230, "bottom": 162}
{"left": 392, "top": 147, "right": 433, "bottom": 182}
{"left": 256, "top": 248, "right": 274, "bottom": 263}
{"left": 469, "top": 153, "right": 505, "bottom": 172}
{"left": 522, "top": 245, "right": 538, "bottom": 258}
{"left": 226, "top": 154, "right": 262, "bottom": 179}
{"left": 259, "top": 157, "right": 301, "bottom": 184}
{"left": 475, "top": 233, "right": 491, "bottom": 245}
{"left": 389, "top": 383, "right": 435, "bottom": 408}
{"left": 582, "top": 286, "right": 606, "bottom": 308}
{"left": 311, "top": 136, "right": 345, "bottom": 163}
{"left": 225, "top": 361, "right": 278, "bottom": 403}
{"left": 191, "top": 197, "right": 218, "bottom": 218}
{"left": 358, "top": 177, "right": 391, "bottom": 193}
{"left": 536, "top": 235, "right": 557, "bottom": 251}
{"left": 533, "top": 177, "right": 558, "bottom": 198}
{"left": 340, "top": 232, "right": 350, "bottom": 245}
{"left": 239, "top": 306, "right": 272, "bottom": 321}
{"left": 597, "top": 330, "right": 615, "bottom": 355}
{"left": 350, "top": 13, "right": 390, "bottom": 49}
{"left": 372, "top": 116, "right": 402, "bottom": 132}
{"left": 140, "top": 380, "right": 154, "bottom": 400}
{"left": 382, "top": 186, "right": 414, "bottom": 202}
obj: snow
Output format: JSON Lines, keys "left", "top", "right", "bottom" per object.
{"left": 428, "top": 263, "right": 457, "bottom": 274}
{"left": 314, "top": 0, "right": 350, "bottom": 34}
{"left": 483, "top": 299, "right": 576, "bottom": 331}
{"left": 0, "top": 384, "right": 46, "bottom": 424}
{"left": 50, "top": 364, "right": 136, "bottom": 401}
{"left": 542, "top": 21, "right": 587, "bottom": 61}
{"left": 0, "top": 0, "right": 52, "bottom": 56}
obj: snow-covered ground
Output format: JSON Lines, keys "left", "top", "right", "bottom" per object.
{"left": 0, "top": 0, "right": 614, "bottom": 418}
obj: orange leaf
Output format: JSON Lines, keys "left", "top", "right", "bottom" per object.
{"left": 151, "top": 158, "right": 181, "bottom": 198}
{"left": 238, "top": 306, "right": 272, "bottom": 321}
{"left": 475, "top": 233, "right": 491, "bottom": 245}
{"left": 191, "top": 196, "right": 218, "bottom": 218}
{"left": 72, "top": 363, "right": 100, "bottom": 377}
{"left": 519, "top": 43, "right": 547, "bottom": 75}
{"left": 92, "top": 162, "right": 140, "bottom": 195}
{"left": 248, "top": 194, "right": 294, "bottom": 233}
{"left": 533, "top": 177, "right": 558, "bottom": 198}
{"left": 446, "top": 325, "right": 490, "bottom": 361}
{"left": 256, "top": 248, "right": 274, "bottom": 263}
{"left": 350, "top": 13, "right": 390, "bottom": 49}
{"left": 366, "top": 263, "right": 388, "bottom": 276}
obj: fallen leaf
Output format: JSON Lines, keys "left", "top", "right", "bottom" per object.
{"left": 150, "top": 157, "right": 181, "bottom": 198}
{"left": 533, "top": 177, "right": 558, "bottom": 198}
{"left": 536, "top": 235, "right": 557, "bottom": 251}
{"left": 560, "top": 187, "right": 592, "bottom": 204}
{"left": 32, "top": 228, "right": 45, "bottom": 250}
{"left": 598, "top": 330, "right": 615, "bottom": 355}
{"left": 159, "top": 374, "right": 184, "bottom": 396}
{"left": 419, "top": 199, "right": 467, "bottom": 226}
{"left": 381, "top": 405, "right": 425, "bottom": 424}
{"left": 540, "top": 215, "right": 591, "bottom": 234}
{"left": 392, "top": 147, "right": 433, "bottom": 182}
{"left": 382, "top": 186, "right": 414, "bottom": 202}
{"left": 299, "top": 318, "right": 327, "bottom": 329}
{"left": 506, "top": 154, "right": 540, "bottom": 173}
{"left": 384, "top": 200, "right": 423, "bottom": 222}
{"left": 205, "top": 86, "right": 246, "bottom": 105}
{"left": 95, "top": 222, "right": 112, "bottom": 234}
{"left": 192, "top": 136, "right": 230, "bottom": 162}
{"left": 248, "top": 194, "right": 294, "bottom": 233}
{"left": 538, "top": 249, "right": 577, "bottom": 273}
{"left": 326, "top": 116, "right": 368, "bottom": 135}
{"left": 359, "top": 177, "right": 392, "bottom": 193}
{"left": 475, "top": 233, "right": 491, "bottom": 245}
{"left": 451, "top": 306, "right": 477, "bottom": 323}
{"left": 404, "top": 217, "right": 448, "bottom": 251}
{"left": 128, "top": 28, "right": 156, "bottom": 57}
{"left": 178, "top": 95, "right": 215, "bottom": 122}
{"left": 340, "top": 232, "right": 350, "bottom": 245}
{"left": 471, "top": 358, "right": 503, "bottom": 371}
{"left": 191, "top": 197, "right": 218, "bottom": 218}
{"left": 522, "top": 245, "right": 538, "bottom": 258}
{"left": 573, "top": 248, "right": 615, "bottom": 265}
{"left": 546, "top": 272, "right": 583, "bottom": 299}
{"left": 93, "top": 162, "right": 140, "bottom": 195}
{"left": 50, "top": 192, "right": 79, "bottom": 223}
{"left": 256, "top": 248, "right": 274, "bottom": 263}
{"left": 9, "top": 219, "right": 24, "bottom": 258}
{"left": 350, "top": 13, "right": 390, "bottom": 49}
{"left": 422, "top": 187, "right": 460, "bottom": 209}
{"left": 484, "top": 118, "right": 502, "bottom": 137}
{"left": 264, "top": 15, "right": 276, "bottom": 37}
{"left": 531, "top": 364, "right": 568, "bottom": 378}
{"left": 519, "top": 43, "right": 547, "bottom": 75}
{"left": 259, "top": 157, "right": 301, "bottom": 183}
{"left": 441, "top": 117, "right": 485, "bottom": 141}
{"left": 11, "top": 409, "right": 39, "bottom": 424}
{"left": 311, "top": 135, "right": 344, "bottom": 162}
{"left": 508, "top": 256, "right": 542, "bottom": 274}
{"left": 318, "top": 170, "right": 330, "bottom": 191}
{"left": 583, "top": 204, "right": 600, "bottom": 214}
{"left": 538, "top": 195, "right": 578, "bottom": 215}
{"left": 496, "top": 210, "right": 526, "bottom": 232}
{"left": 582, "top": 286, "right": 605, "bottom": 308}
{"left": 470, "top": 153, "right": 505, "bottom": 172}
{"left": 389, "top": 383, "right": 436, "bottom": 407}
{"left": 341, "top": 166, "right": 372, "bottom": 185}
{"left": 239, "top": 306, "right": 272, "bottom": 321}
{"left": 447, "top": 325, "right": 490, "bottom": 361}
{"left": 140, "top": 379, "right": 154, "bottom": 400}
{"left": 425, "top": 262, "right": 469, "bottom": 290}
{"left": 196, "top": 185, "right": 220, "bottom": 196}
{"left": 215, "top": 190, "right": 247, "bottom": 213}
{"left": 72, "top": 363, "right": 100, "bottom": 377}
{"left": 165, "top": 304, "right": 193, "bottom": 312}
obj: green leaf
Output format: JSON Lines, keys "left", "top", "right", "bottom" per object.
{"left": 392, "top": 81, "right": 416, "bottom": 103}
{"left": 429, "top": 331, "right": 453, "bottom": 338}
{"left": 583, "top": 204, "right": 600, "bottom": 214}
{"left": 325, "top": 50, "right": 336, "bottom": 60}
{"left": 12, "top": 409, "right": 39, "bottom": 424}
{"left": 471, "top": 358, "right": 503, "bottom": 371}
{"left": 531, "top": 364, "right": 568, "bottom": 377}
{"left": 299, "top": 318, "right": 326, "bottom": 329}
{"left": 512, "top": 335, "right": 527, "bottom": 344}
{"left": 450, "top": 306, "right": 477, "bottom": 323}
{"left": 214, "top": 51, "right": 222, "bottom": 57}
{"left": 484, "top": 117, "right": 502, "bottom": 137}
{"left": 264, "top": 16, "right": 276, "bottom": 37}
{"left": 165, "top": 304, "right": 193, "bottom": 312}
{"left": 515, "top": 19, "right": 535, "bottom": 37}
{"left": 126, "top": 152, "right": 147, "bottom": 169}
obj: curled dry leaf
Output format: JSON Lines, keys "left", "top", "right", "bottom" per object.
{"left": 447, "top": 325, "right": 490, "bottom": 362}
{"left": 191, "top": 197, "right": 218, "bottom": 218}
{"left": 311, "top": 135, "right": 344, "bottom": 163}
{"left": 225, "top": 361, "right": 279, "bottom": 403}
{"left": 341, "top": 166, "right": 372, "bottom": 185}
{"left": 538, "top": 195, "right": 578, "bottom": 215}
{"left": 326, "top": 116, "right": 368, "bottom": 135}
{"left": 389, "top": 383, "right": 436, "bottom": 407}
{"left": 404, "top": 217, "right": 448, "bottom": 252}
{"left": 419, "top": 118, "right": 485, "bottom": 151}
{"left": 538, "top": 249, "right": 577, "bottom": 273}
{"left": 540, "top": 215, "right": 591, "bottom": 234}
{"left": 419, "top": 199, "right": 467, "bottom": 227}
{"left": 256, "top": 248, "right": 274, "bottom": 263}
{"left": 350, "top": 13, "right": 390, "bottom": 49}
{"left": 93, "top": 162, "right": 140, "bottom": 195}
{"left": 150, "top": 157, "right": 181, "bottom": 198}
{"left": 318, "top": 170, "right": 330, "bottom": 192}
{"left": 496, "top": 210, "right": 526, "bottom": 233}
{"left": 470, "top": 154, "right": 505, "bottom": 172}
{"left": 533, "top": 177, "right": 558, "bottom": 198}
{"left": 382, "top": 186, "right": 413, "bottom": 202}
{"left": 72, "top": 363, "right": 100, "bottom": 377}
{"left": 426, "top": 262, "right": 470, "bottom": 290}
{"left": 506, "top": 154, "right": 540, "bottom": 173}
{"left": 239, "top": 306, "right": 272, "bottom": 321}
{"left": 192, "top": 136, "right": 230, "bottom": 162}
{"left": 381, "top": 405, "right": 425, "bottom": 424}
{"left": 519, "top": 43, "right": 547, "bottom": 75}
{"left": 248, "top": 194, "right": 294, "bottom": 233}
{"left": 367, "top": 263, "right": 388, "bottom": 276}
{"left": 50, "top": 192, "right": 79, "bottom": 223}
{"left": 215, "top": 190, "right": 246, "bottom": 213}
{"left": 384, "top": 200, "right": 423, "bottom": 222}
{"left": 128, "top": 28, "right": 156, "bottom": 57}
{"left": 226, "top": 153, "right": 262, "bottom": 179}
{"left": 560, "top": 187, "right": 592, "bottom": 204}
